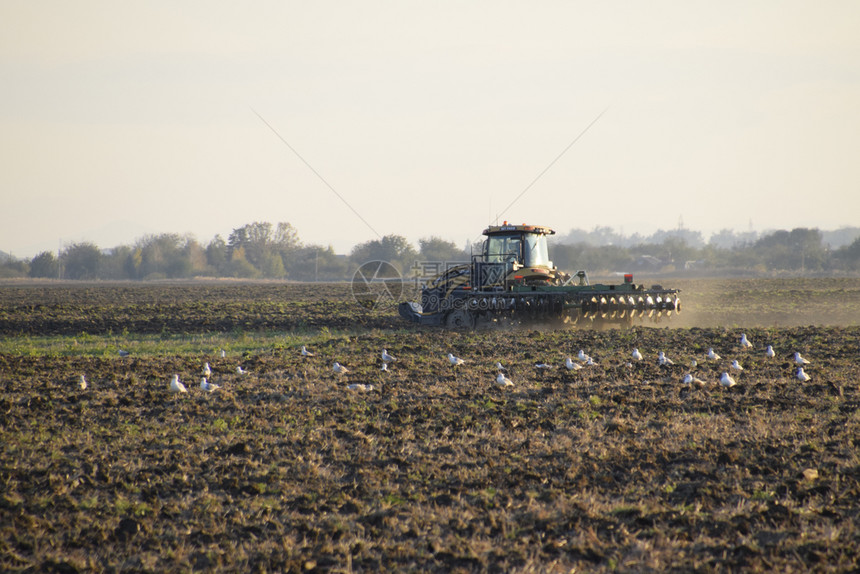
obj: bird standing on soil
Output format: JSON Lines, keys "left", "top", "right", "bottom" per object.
{"left": 236, "top": 365, "right": 248, "bottom": 375}
{"left": 632, "top": 348, "right": 643, "bottom": 362}
{"left": 202, "top": 362, "right": 212, "bottom": 378}
{"left": 495, "top": 372, "right": 514, "bottom": 388}
{"left": 79, "top": 374, "right": 87, "bottom": 390}
{"left": 200, "top": 377, "right": 220, "bottom": 392}
{"left": 381, "top": 349, "right": 396, "bottom": 363}
{"left": 564, "top": 357, "right": 582, "bottom": 371}
{"left": 534, "top": 362, "right": 554, "bottom": 370}
{"left": 381, "top": 362, "right": 389, "bottom": 372}
{"left": 683, "top": 373, "right": 706, "bottom": 387}
{"left": 347, "top": 383, "right": 374, "bottom": 391}
{"left": 169, "top": 374, "right": 188, "bottom": 393}
{"left": 765, "top": 345, "right": 776, "bottom": 358}
{"left": 731, "top": 359, "right": 744, "bottom": 371}
{"left": 796, "top": 367, "right": 811, "bottom": 382}
{"left": 301, "top": 346, "right": 314, "bottom": 357}
{"left": 707, "top": 348, "right": 721, "bottom": 361}
{"left": 495, "top": 361, "right": 507, "bottom": 373}
{"left": 332, "top": 362, "right": 349, "bottom": 375}
{"left": 220, "top": 349, "right": 226, "bottom": 358}
{"left": 448, "top": 353, "right": 465, "bottom": 367}
{"left": 794, "top": 352, "right": 811, "bottom": 365}
{"left": 740, "top": 333, "right": 753, "bottom": 348}
{"left": 577, "top": 349, "right": 591, "bottom": 362}
{"left": 658, "top": 351, "right": 674, "bottom": 366}
{"left": 720, "top": 372, "right": 737, "bottom": 388}
{"left": 118, "top": 349, "right": 130, "bottom": 357}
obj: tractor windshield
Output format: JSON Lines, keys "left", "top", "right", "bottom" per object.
{"left": 485, "top": 235, "right": 522, "bottom": 264}
{"left": 523, "top": 233, "right": 551, "bottom": 267}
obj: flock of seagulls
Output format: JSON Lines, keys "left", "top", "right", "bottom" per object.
{"left": 501, "top": 332, "right": 811, "bottom": 389}
{"left": 473, "top": 332, "right": 812, "bottom": 390}
{"left": 87, "top": 333, "right": 816, "bottom": 395}
{"left": 647, "top": 334, "right": 814, "bottom": 388}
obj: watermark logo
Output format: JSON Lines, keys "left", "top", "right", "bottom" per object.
{"left": 351, "top": 261, "right": 403, "bottom": 311}
{"left": 351, "top": 259, "right": 497, "bottom": 312}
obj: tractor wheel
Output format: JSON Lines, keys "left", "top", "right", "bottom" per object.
{"left": 445, "top": 309, "right": 476, "bottom": 329}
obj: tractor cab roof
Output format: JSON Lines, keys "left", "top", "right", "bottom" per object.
{"left": 482, "top": 222, "right": 556, "bottom": 237}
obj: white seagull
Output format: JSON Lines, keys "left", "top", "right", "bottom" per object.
{"left": 381, "top": 362, "right": 389, "bottom": 372}
{"left": 381, "top": 349, "right": 396, "bottom": 363}
{"left": 577, "top": 349, "right": 591, "bottom": 362}
{"left": 448, "top": 353, "right": 465, "bottom": 366}
{"left": 683, "top": 373, "right": 706, "bottom": 386}
{"left": 658, "top": 351, "right": 674, "bottom": 366}
{"left": 79, "top": 374, "right": 88, "bottom": 390}
{"left": 495, "top": 361, "right": 507, "bottom": 373}
{"left": 200, "top": 377, "right": 220, "bottom": 392}
{"left": 220, "top": 349, "right": 226, "bottom": 358}
{"left": 564, "top": 357, "right": 583, "bottom": 371}
{"left": 236, "top": 365, "right": 248, "bottom": 375}
{"left": 202, "top": 362, "right": 212, "bottom": 377}
{"left": 333, "top": 362, "right": 350, "bottom": 375}
{"left": 794, "top": 352, "right": 811, "bottom": 365}
{"left": 347, "top": 383, "right": 374, "bottom": 391}
{"left": 690, "top": 359, "right": 698, "bottom": 368}
{"left": 765, "top": 345, "right": 776, "bottom": 358}
{"left": 632, "top": 348, "right": 643, "bottom": 362}
{"left": 301, "top": 346, "right": 314, "bottom": 357}
{"left": 118, "top": 349, "right": 130, "bottom": 357}
{"left": 731, "top": 359, "right": 744, "bottom": 371}
{"left": 495, "top": 372, "right": 514, "bottom": 387}
{"left": 720, "top": 372, "right": 737, "bottom": 388}
{"left": 796, "top": 367, "right": 811, "bottom": 382}
{"left": 534, "top": 362, "right": 554, "bottom": 370}
{"left": 169, "top": 374, "right": 188, "bottom": 393}
{"left": 707, "top": 348, "right": 721, "bottom": 361}
{"left": 740, "top": 333, "right": 753, "bottom": 348}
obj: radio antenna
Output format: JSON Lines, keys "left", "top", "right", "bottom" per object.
{"left": 251, "top": 107, "right": 381, "bottom": 239}
{"left": 498, "top": 107, "right": 608, "bottom": 220}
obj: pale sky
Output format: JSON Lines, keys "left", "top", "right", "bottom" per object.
{"left": 2, "top": 1, "right": 859, "bottom": 257}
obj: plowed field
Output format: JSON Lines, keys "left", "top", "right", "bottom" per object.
{"left": 1, "top": 279, "right": 859, "bottom": 572}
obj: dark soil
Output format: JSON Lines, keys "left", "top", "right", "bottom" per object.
{"left": 1, "top": 281, "right": 859, "bottom": 572}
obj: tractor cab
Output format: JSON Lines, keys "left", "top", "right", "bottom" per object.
{"left": 481, "top": 223, "right": 564, "bottom": 285}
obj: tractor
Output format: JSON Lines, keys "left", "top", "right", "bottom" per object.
{"left": 398, "top": 222, "right": 681, "bottom": 328}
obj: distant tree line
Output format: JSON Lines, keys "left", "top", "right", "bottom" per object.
{"left": 0, "top": 222, "right": 467, "bottom": 281}
{"left": 2, "top": 223, "right": 860, "bottom": 280}
{"left": 552, "top": 226, "right": 860, "bottom": 274}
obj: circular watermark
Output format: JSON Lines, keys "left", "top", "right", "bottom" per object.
{"left": 351, "top": 260, "right": 403, "bottom": 311}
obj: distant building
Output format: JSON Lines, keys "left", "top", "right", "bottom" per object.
{"left": 633, "top": 255, "right": 663, "bottom": 270}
